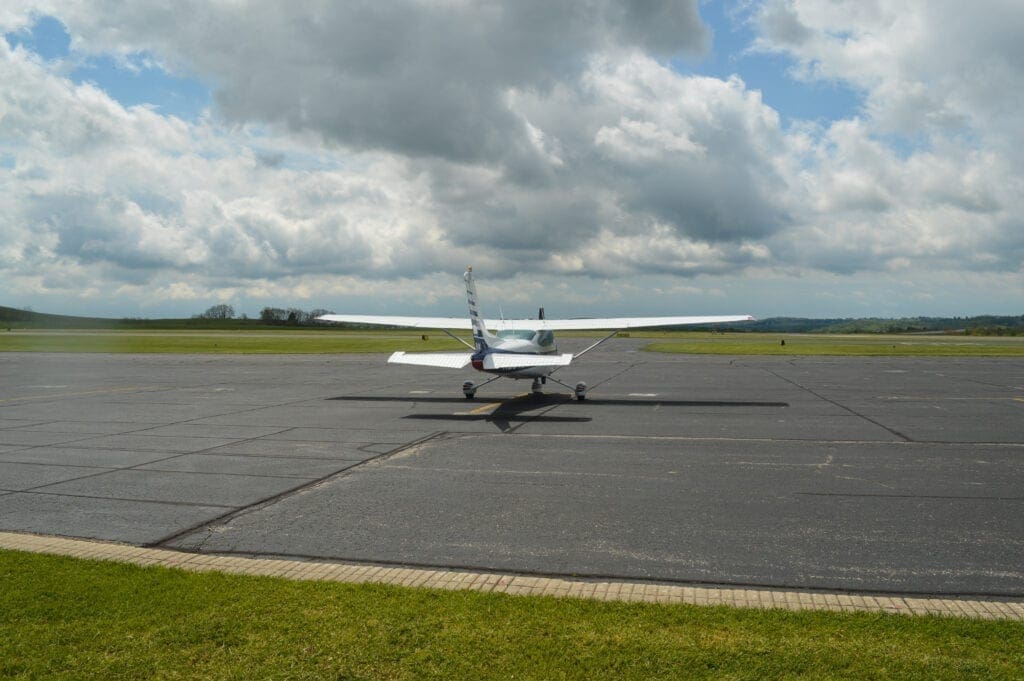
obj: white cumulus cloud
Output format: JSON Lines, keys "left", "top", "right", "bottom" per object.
{"left": 1, "top": 0, "right": 1022, "bottom": 317}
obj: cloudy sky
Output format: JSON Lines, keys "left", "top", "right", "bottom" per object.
{"left": 2, "top": 1, "right": 1022, "bottom": 319}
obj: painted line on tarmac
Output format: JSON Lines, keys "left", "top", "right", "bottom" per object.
{"left": 0, "top": 386, "right": 156, "bottom": 404}
{"left": 1, "top": 531, "right": 1021, "bottom": 620}
{"left": 509, "top": 433, "right": 1024, "bottom": 447}
{"left": 465, "top": 401, "right": 502, "bottom": 415}
{"left": 457, "top": 392, "right": 532, "bottom": 416}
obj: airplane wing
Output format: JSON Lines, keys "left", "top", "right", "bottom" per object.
{"left": 484, "top": 353, "right": 574, "bottom": 370}
{"left": 318, "top": 314, "right": 754, "bottom": 331}
{"left": 528, "top": 315, "right": 755, "bottom": 330}
{"left": 388, "top": 351, "right": 473, "bottom": 368}
{"left": 319, "top": 314, "right": 473, "bottom": 329}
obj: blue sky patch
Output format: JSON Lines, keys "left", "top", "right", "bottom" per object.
{"left": 6, "top": 14, "right": 212, "bottom": 121}
{"left": 4, "top": 14, "right": 70, "bottom": 60}
{"left": 680, "top": 1, "right": 862, "bottom": 126}
{"left": 71, "top": 54, "right": 212, "bottom": 120}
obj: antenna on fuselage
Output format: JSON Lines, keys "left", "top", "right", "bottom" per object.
{"left": 538, "top": 307, "right": 545, "bottom": 320}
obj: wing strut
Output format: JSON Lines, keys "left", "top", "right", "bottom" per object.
{"left": 573, "top": 328, "right": 625, "bottom": 360}
{"left": 441, "top": 328, "right": 475, "bottom": 350}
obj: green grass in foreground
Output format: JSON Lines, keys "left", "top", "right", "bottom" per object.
{"left": 2, "top": 550, "right": 1022, "bottom": 679}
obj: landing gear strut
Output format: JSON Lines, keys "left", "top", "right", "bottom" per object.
{"left": 462, "top": 375, "right": 501, "bottom": 399}
{"left": 543, "top": 375, "right": 587, "bottom": 401}
{"left": 465, "top": 376, "right": 586, "bottom": 400}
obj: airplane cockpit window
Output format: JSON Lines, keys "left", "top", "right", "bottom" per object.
{"left": 495, "top": 329, "right": 537, "bottom": 340}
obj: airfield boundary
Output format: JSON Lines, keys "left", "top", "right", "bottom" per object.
{"left": 3, "top": 531, "right": 1021, "bottom": 620}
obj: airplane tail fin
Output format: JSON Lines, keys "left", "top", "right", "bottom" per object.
{"left": 464, "top": 266, "right": 497, "bottom": 351}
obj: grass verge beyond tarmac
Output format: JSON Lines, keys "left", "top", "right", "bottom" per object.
{"left": 1, "top": 551, "right": 1022, "bottom": 679}
{"left": 644, "top": 333, "right": 1024, "bottom": 356}
{"left": 2, "top": 329, "right": 1024, "bottom": 355}
{"left": 0, "top": 330, "right": 464, "bottom": 354}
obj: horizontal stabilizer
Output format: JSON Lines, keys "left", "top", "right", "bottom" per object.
{"left": 483, "top": 353, "right": 574, "bottom": 370}
{"left": 387, "top": 351, "right": 473, "bottom": 369}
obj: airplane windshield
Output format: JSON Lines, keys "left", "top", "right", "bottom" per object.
{"left": 495, "top": 329, "right": 537, "bottom": 340}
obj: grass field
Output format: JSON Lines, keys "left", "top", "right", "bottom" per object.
{"left": 0, "top": 329, "right": 465, "bottom": 354}
{"left": 2, "top": 550, "right": 1022, "bottom": 679}
{"left": 3, "top": 328, "right": 1024, "bottom": 356}
{"left": 643, "top": 332, "right": 1024, "bottom": 356}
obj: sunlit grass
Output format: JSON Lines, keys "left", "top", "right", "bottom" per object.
{"left": 0, "top": 329, "right": 465, "bottom": 354}
{"left": 643, "top": 332, "right": 1024, "bottom": 356}
{"left": 2, "top": 329, "right": 1024, "bottom": 356}
{"left": 2, "top": 550, "right": 1022, "bottom": 679}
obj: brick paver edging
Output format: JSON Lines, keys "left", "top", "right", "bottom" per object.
{"left": 2, "top": 531, "right": 1021, "bottom": 620}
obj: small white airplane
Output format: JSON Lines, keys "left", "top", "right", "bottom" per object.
{"left": 317, "top": 268, "right": 753, "bottom": 400}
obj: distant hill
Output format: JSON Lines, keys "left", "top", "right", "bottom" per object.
{"left": 0, "top": 305, "right": 268, "bottom": 330}
{"left": 3, "top": 304, "right": 1021, "bottom": 335}
{"left": 682, "top": 315, "right": 1024, "bottom": 335}
{"left": 766, "top": 315, "right": 1024, "bottom": 335}
{"left": 0, "top": 305, "right": 114, "bottom": 328}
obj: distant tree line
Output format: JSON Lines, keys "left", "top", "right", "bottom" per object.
{"left": 193, "top": 304, "right": 237, "bottom": 320}
{"left": 191, "top": 304, "right": 335, "bottom": 325}
{"left": 259, "top": 307, "right": 334, "bottom": 325}
{"left": 665, "top": 315, "right": 1024, "bottom": 334}
{"left": 172, "top": 306, "right": 1021, "bottom": 334}
{"left": 809, "top": 315, "right": 1024, "bottom": 335}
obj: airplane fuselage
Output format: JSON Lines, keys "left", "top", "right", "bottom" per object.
{"left": 471, "top": 329, "right": 558, "bottom": 378}
{"left": 316, "top": 266, "right": 754, "bottom": 399}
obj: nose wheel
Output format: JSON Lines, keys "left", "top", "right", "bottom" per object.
{"left": 574, "top": 382, "right": 587, "bottom": 401}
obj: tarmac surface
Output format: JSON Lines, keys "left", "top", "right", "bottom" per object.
{"left": 1, "top": 344, "right": 1022, "bottom": 597}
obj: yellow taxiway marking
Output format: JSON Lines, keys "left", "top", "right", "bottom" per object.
{"left": 459, "top": 392, "right": 532, "bottom": 416}
{"left": 467, "top": 401, "right": 502, "bottom": 415}
{"left": 0, "top": 386, "right": 155, "bottom": 404}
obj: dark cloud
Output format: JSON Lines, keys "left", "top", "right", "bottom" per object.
{"left": 27, "top": 2, "right": 801, "bottom": 280}
{"left": 4, "top": 0, "right": 1022, "bottom": 317}
{"left": 61, "top": 0, "right": 708, "bottom": 168}
{"left": 756, "top": 2, "right": 812, "bottom": 46}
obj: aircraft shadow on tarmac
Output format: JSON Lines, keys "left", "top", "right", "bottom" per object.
{"left": 326, "top": 394, "right": 789, "bottom": 408}
{"left": 328, "top": 393, "right": 589, "bottom": 432}
{"left": 327, "top": 394, "right": 787, "bottom": 433}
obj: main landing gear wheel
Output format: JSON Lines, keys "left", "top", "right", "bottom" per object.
{"left": 531, "top": 377, "right": 543, "bottom": 396}
{"left": 462, "top": 381, "right": 476, "bottom": 399}
{"left": 575, "top": 382, "right": 587, "bottom": 401}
